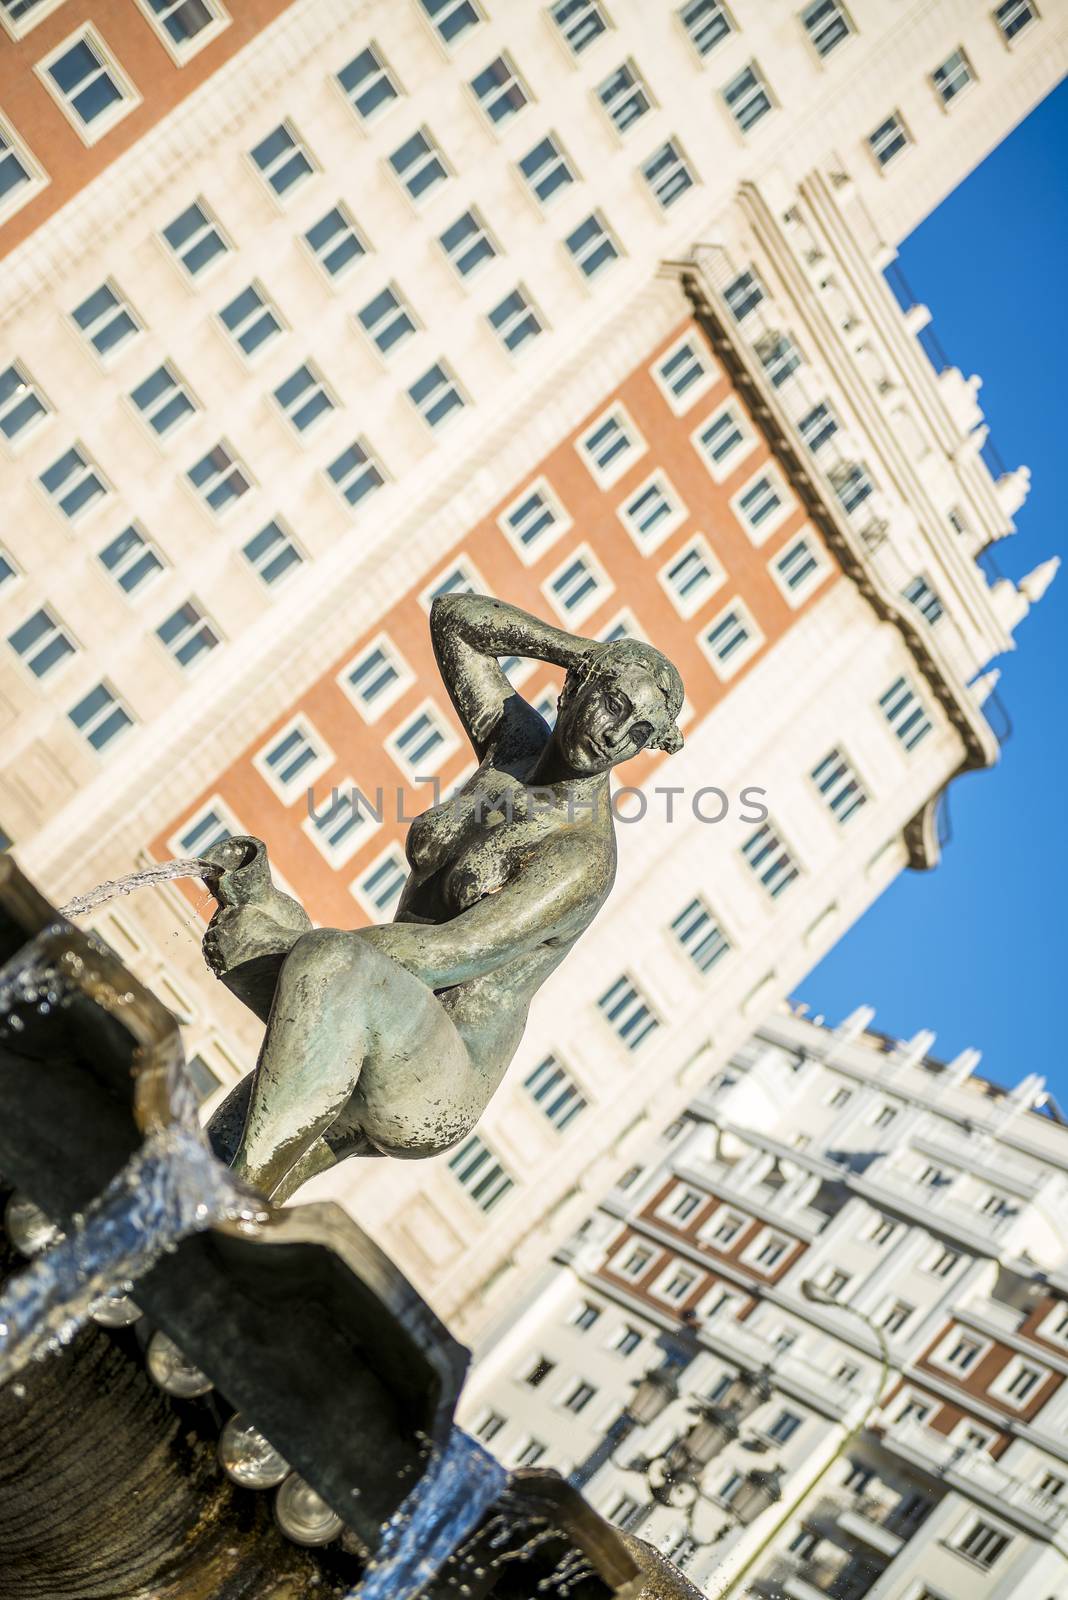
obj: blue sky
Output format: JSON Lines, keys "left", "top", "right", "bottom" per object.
{"left": 795, "top": 82, "right": 1068, "bottom": 1102}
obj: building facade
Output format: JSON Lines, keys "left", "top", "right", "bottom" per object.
{"left": 1, "top": 0, "right": 1063, "bottom": 1329}
{"left": 456, "top": 1006, "right": 1068, "bottom": 1598}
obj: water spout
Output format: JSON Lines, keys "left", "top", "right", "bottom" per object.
{"left": 58, "top": 857, "right": 221, "bottom": 920}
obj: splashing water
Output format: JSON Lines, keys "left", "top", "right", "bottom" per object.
{"left": 0, "top": 1126, "right": 265, "bottom": 1386}
{"left": 353, "top": 1429, "right": 509, "bottom": 1600}
{"left": 58, "top": 858, "right": 221, "bottom": 920}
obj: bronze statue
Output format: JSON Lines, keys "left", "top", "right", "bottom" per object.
{"left": 203, "top": 595, "right": 684, "bottom": 1201}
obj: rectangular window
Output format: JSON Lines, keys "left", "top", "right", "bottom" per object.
{"left": 811, "top": 748, "right": 868, "bottom": 823}
{"left": 694, "top": 403, "right": 751, "bottom": 476}
{"left": 614, "top": 1325, "right": 642, "bottom": 1354}
{"left": 187, "top": 443, "right": 251, "bottom": 516}
{"left": 598, "top": 974, "right": 659, "bottom": 1050}
{"left": 565, "top": 212, "right": 619, "bottom": 279}
{"left": 756, "top": 332, "right": 802, "bottom": 387}
{"left": 702, "top": 600, "right": 761, "bottom": 675}
{"left": 130, "top": 363, "right": 196, "bottom": 438}
{"left": 488, "top": 288, "right": 543, "bottom": 353}
{"left": 0, "top": 361, "right": 49, "bottom": 444}
{"left": 932, "top": 48, "right": 973, "bottom": 104}
{"left": 422, "top": 559, "right": 486, "bottom": 606}
{"left": 499, "top": 480, "right": 568, "bottom": 561}
{"left": 619, "top": 472, "right": 683, "bottom": 549}
{"left": 162, "top": 198, "right": 228, "bottom": 277}
{"left": 927, "top": 1247, "right": 960, "bottom": 1278}
{"left": 773, "top": 535, "right": 822, "bottom": 598}
{"left": 258, "top": 718, "right": 329, "bottom": 798}
{"left": 943, "top": 1333, "right": 984, "bottom": 1372}
{"left": 880, "top": 675, "right": 933, "bottom": 751}
{"left": 741, "top": 820, "right": 799, "bottom": 898}
{"left": 655, "top": 336, "right": 713, "bottom": 409}
{"left": 99, "top": 525, "right": 164, "bottom": 595}
{"left": 219, "top": 284, "right": 283, "bottom": 358}
{"left": 143, "top": 0, "right": 226, "bottom": 56}
{"left": 353, "top": 845, "right": 408, "bottom": 918}
{"left": 71, "top": 281, "right": 141, "bottom": 359}
{"left": 341, "top": 634, "right": 412, "bottom": 720}
{"left": 389, "top": 703, "right": 455, "bottom": 777}
{"left": 250, "top": 122, "right": 315, "bottom": 199}
{"left": 524, "top": 1055, "right": 587, "bottom": 1131}
{"left": 389, "top": 129, "right": 448, "bottom": 202}
{"left": 326, "top": 440, "right": 385, "bottom": 509}
{"left": 579, "top": 405, "right": 642, "bottom": 483}
{"left": 419, "top": 0, "right": 481, "bottom": 47}
{"left": 359, "top": 285, "right": 419, "bottom": 356}
{"left": 798, "top": 400, "right": 839, "bottom": 452}
{"left": 438, "top": 209, "right": 496, "bottom": 277}
{"left": 667, "top": 1187, "right": 702, "bottom": 1221}
{"left": 563, "top": 1379, "right": 597, "bottom": 1414}
{"left": 753, "top": 1232, "right": 790, "bottom": 1268}
{"left": 881, "top": 1300, "right": 913, "bottom": 1334}
{"left": 545, "top": 547, "right": 610, "bottom": 624}
{"left": 1002, "top": 1361, "right": 1045, "bottom": 1402}
{"left": 473, "top": 1410, "right": 505, "bottom": 1443}
{"left": 551, "top": 0, "right": 607, "bottom": 55}
{"left": 678, "top": 0, "right": 732, "bottom": 57}
{"left": 571, "top": 1300, "right": 601, "bottom": 1331}
{"left": 956, "top": 1520, "right": 1010, "bottom": 1568}
{"left": 994, "top": 1, "right": 1036, "bottom": 44}
{"left": 42, "top": 31, "right": 135, "bottom": 139}
{"left": 616, "top": 1243, "right": 654, "bottom": 1279}
{"left": 903, "top": 575, "right": 944, "bottom": 625}
{"left": 518, "top": 135, "right": 575, "bottom": 204}
{"left": 870, "top": 1218, "right": 896, "bottom": 1246}
{"left": 173, "top": 802, "right": 237, "bottom": 857}
{"left": 767, "top": 1409, "right": 802, "bottom": 1443}
{"left": 723, "top": 63, "right": 773, "bottom": 133}
{"left": 672, "top": 897, "right": 730, "bottom": 973}
{"left": 337, "top": 44, "right": 399, "bottom": 121}
{"left": 185, "top": 1053, "right": 221, "bottom": 1105}
{"left": 0, "top": 118, "right": 38, "bottom": 218}
{"left": 304, "top": 783, "right": 374, "bottom": 864}
{"left": 68, "top": 681, "right": 133, "bottom": 751}
{"left": 243, "top": 519, "right": 303, "bottom": 586}
{"left": 8, "top": 606, "right": 76, "bottom": 678}
{"left": 661, "top": 537, "right": 722, "bottom": 617}
{"left": 724, "top": 268, "right": 764, "bottom": 320}
{"left": 831, "top": 462, "right": 874, "bottom": 515}
{"left": 514, "top": 1439, "right": 546, "bottom": 1467}
{"left": 408, "top": 363, "right": 465, "bottom": 429}
{"left": 448, "top": 1133, "right": 514, "bottom": 1213}
{"left": 156, "top": 600, "right": 219, "bottom": 668}
{"left": 39, "top": 445, "right": 107, "bottom": 520}
{"left": 304, "top": 205, "right": 366, "bottom": 280}
{"left": 274, "top": 364, "right": 335, "bottom": 433}
{"left": 642, "top": 139, "right": 695, "bottom": 208}
{"left": 471, "top": 55, "right": 527, "bottom": 125}
{"left": 869, "top": 112, "right": 910, "bottom": 168}
{"left": 657, "top": 1265, "right": 698, "bottom": 1302}
{"left": 801, "top": 0, "right": 852, "bottom": 57}
{"left": 597, "top": 62, "right": 651, "bottom": 133}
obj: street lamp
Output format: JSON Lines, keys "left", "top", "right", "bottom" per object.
{"left": 625, "top": 1360, "right": 680, "bottom": 1427}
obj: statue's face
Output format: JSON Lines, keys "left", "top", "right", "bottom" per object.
{"left": 554, "top": 662, "right": 669, "bottom": 776}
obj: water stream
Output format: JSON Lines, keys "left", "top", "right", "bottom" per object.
{"left": 58, "top": 857, "right": 220, "bottom": 919}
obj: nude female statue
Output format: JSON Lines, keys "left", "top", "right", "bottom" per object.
{"left": 202, "top": 594, "right": 684, "bottom": 1202}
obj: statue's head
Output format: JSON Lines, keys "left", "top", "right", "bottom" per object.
{"left": 553, "top": 638, "right": 684, "bottom": 776}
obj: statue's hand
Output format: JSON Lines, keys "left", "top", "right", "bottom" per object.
{"left": 203, "top": 904, "right": 304, "bottom": 980}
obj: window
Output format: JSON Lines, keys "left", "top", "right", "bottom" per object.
{"left": 724, "top": 268, "right": 765, "bottom": 320}
{"left": 881, "top": 1299, "right": 913, "bottom": 1334}
{"left": 0, "top": 362, "right": 49, "bottom": 445}
{"left": 869, "top": 112, "right": 910, "bottom": 168}
{"left": 341, "top": 634, "right": 412, "bottom": 721}
{"left": 389, "top": 129, "right": 448, "bottom": 202}
{"left": 941, "top": 1332, "right": 984, "bottom": 1372}
{"left": 422, "top": 559, "right": 486, "bottom": 606}
{"left": 130, "top": 363, "right": 196, "bottom": 438}
{"left": 8, "top": 607, "right": 76, "bottom": 678}
{"left": 219, "top": 284, "right": 283, "bottom": 358}
{"left": 185, "top": 1053, "right": 221, "bottom": 1104}
{"left": 578, "top": 406, "right": 642, "bottom": 484}
{"left": 563, "top": 1379, "right": 597, "bottom": 1414}
{"left": 1038, "top": 1471, "right": 1065, "bottom": 1497}
{"left": 488, "top": 288, "right": 543, "bottom": 353}
{"left": 607, "top": 1493, "right": 641, "bottom": 1531}
{"left": 0, "top": 117, "right": 40, "bottom": 220}
{"left": 518, "top": 134, "right": 575, "bottom": 204}
{"left": 981, "top": 1191, "right": 1012, "bottom": 1218}
{"left": 274, "top": 364, "right": 335, "bottom": 433}
{"left": 39, "top": 445, "right": 107, "bottom": 521}
{"left": 619, "top": 472, "right": 684, "bottom": 550}
{"left": 524, "top": 1356, "right": 556, "bottom": 1388}
{"left": 599, "top": 610, "right": 640, "bottom": 644}
{"left": 801, "top": 1, "right": 852, "bottom": 57}
{"left": 419, "top": 0, "right": 480, "bottom": 46}
{"left": 881, "top": 675, "right": 933, "bottom": 751}
{"left": 741, "top": 820, "right": 799, "bottom": 898}
{"left": 766, "top": 1409, "right": 802, "bottom": 1444}
{"left": 613, "top": 1325, "right": 642, "bottom": 1355}
{"left": 598, "top": 62, "right": 650, "bottom": 133}
{"left": 172, "top": 801, "right": 237, "bottom": 857}
{"left": 661, "top": 538, "right": 723, "bottom": 618}
{"left": 448, "top": 1133, "right": 513, "bottom": 1213}
{"left": 756, "top": 332, "right": 802, "bottom": 388}
{"left": 326, "top": 440, "right": 386, "bottom": 508}
{"left": 304, "top": 205, "right": 366, "bottom": 280}
{"left": 99, "top": 525, "right": 164, "bottom": 595}
{"left": 250, "top": 123, "right": 315, "bottom": 199}
{"left": 438, "top": 209, "right": 496, "bottom": 277}
{"left": 703, "top": 1210, "right": 743, "bottom": 1247}
{"left": 932, "top": 48, "right": 973, "bottom": 105}
{"left": 752, "top": 1232, "right": 790, "bottom": 1269}
{"left": 668, "top": 1187, "right": 702, "bottom": 1221}
{"left": 1038, "top": 1303, "right": 1068, "bottom": 1345}
{"left": 671, "top": 898, "right": 731, "bottom": 974}
{"left": 829, "top": 1086, "right": 851, "bottom": 1108}
{"left": 337, "top": 44, "right": 399, "bottom": 120}
{"left": 872, "top": 1104, "right": 896, "bottom": 1128}
{"left": 68, "top": 681, "right": 133, "bottom": 752}
{"left": 798, "top": 401, "right": 839, "bottom": 453}
{"left": 499, "top": 480, "right": 569, "bottom": 562}
{"left": 723, "top": 64, "right": 774, "bottom": 133}
{"left": 679, "top": 0, "right": 732, "bottom": 57}
{"left": 545, "top": 547, "right": 611, "bottom": 624}
{"left": 811, "top": 748, "right": 868, "bottom": 824}
{"left": 524, "top": 1055, "right": 587, "bottom": 1131}
{"left": 822, "top": 1269, "right": 851, "bottom": 1298}
{"left": 956, "top": 1520, "right": 1010, "bottom": 1569}
{"left": 773, "top": 535, "right": 823, "bottom": 601}
{"left": 162, "top": 199, "right": 228, "bottom": 277}
{"left": 244, "top": 520, "right": 302, "bottom": 587}
{"left": 353, "top": 844, "right": 408, "bottom": 918}
{"left": 654, "top": 336, "right": 713, "bottom": 409}
{"left": 642, "top": 140, "right": 695, "bottom": 208}
{"left": 72, "top": 282, "right": 141, "bottom": 359}
{"left": 305, "top": 783, "right": 375, "bottom": 864}
{"left": 473, "top": 1410, "right": 505, "bottom": 1443}
{"left": 571, "top": 1300, "right": 601, "bottom": 1331}
{"left": 471, "top": 55, "right": 527, "bottom": 125}
{"left": 565, "top": 213, "right": 620, "bottom": 279}
{"left": 389, "top": 703, "right": 456, "bottom": 778}
{"left": 156, "top": 601, "right": 219, "bottom": 668}
{"left": 869, "top": 1217, "right": 896, "bottom": 1245}
{"left": 656, "top": 1264, "right": 698, "bottom": 1302}
{"left": 551, "top": 0, "right": 607, "bottom": 54}
{"left": 702, "top": 600, "right": 762, "bottom": 677}
{"left": 598, "top": 975, "right": 659, "bottom": 1050}
{"left": 142, "top": 0, "right": 226, "bottom": 56}
{"left": 408, "top": 362, "right": 465, "bottom": 429}
{"left": 927, "top": 1246, "right": 960, "bottom": 1278}
{"left": 41, "top": 31, "right": 135, "bottom": 140}
{"left": 994, "top": 1, "right": 1036, "bottom": 44}
{"left": 831, "top": 462, "right": 875, "bottom": 515}
{"left": 998, "top": 1359, "right": 1046, "bottom": 1404}
{"left": 514, "top": 1439, "right": 546, "bottom": 1467}
{"left": 187, "top": 443, "right": 251, "bottom": 515}
{"left": 615, "top": 1242, "right": 655, "bottom": 1279}
{"left": 694, "top": 403, "right": 752, "bottom": 478}
{"left": 903, "top": 575, "right": 944, "bottom": 626}
{"left": 357, "top": 287, "right": 419, "bottom": 360}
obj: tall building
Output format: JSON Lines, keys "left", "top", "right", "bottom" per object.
{"left": 2, "top": 1, "right": 1062, "bottom": 1327}
{"left": 456, "top": 1005, "right": 1068, "bottom": 1599}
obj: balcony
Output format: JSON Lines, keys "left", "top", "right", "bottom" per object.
{"left": 879, "top": 1417, "right": 1068, "bottom": 1534}
{"left": 850, "top": 1161, "right": 1018, "bottom": 1255}
{"left": 701, "top": 1309, "right": 867, "bottom": 1420}
{"left": 910, "top": 1124, "right": 1052, "bottom": 1201}
{"left": 761, "top": 1552, "right": 882, "bottom": 1600}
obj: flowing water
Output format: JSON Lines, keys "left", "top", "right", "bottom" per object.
{"left": 58, "top": 857, "right": 221, "bottom": 919}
